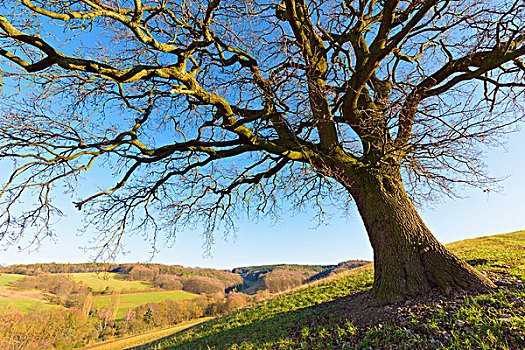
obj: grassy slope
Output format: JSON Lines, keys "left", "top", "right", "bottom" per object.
{"left": 0, "top": 274, "right": 25, "bottom": 287}
{"left": 138, "top": 231, "right": 525, "bottom": 350}
{"left": 0, "top": 298, "right": 57, "bottom": 313}
{"left": 0, "top": 274, "right": 56, "bottom": 313}
{"left": 67, "top": 272, "right": 155, "bottom": 293}
{"left": 447, "top": 232, "right": 525, "bottom": 280}
{"left": 93, "top": 291, "right": 199, "bottom": 319}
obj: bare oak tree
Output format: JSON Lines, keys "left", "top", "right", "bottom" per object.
{"left": 0, "top": 0, "right": 524, "bottom": 303}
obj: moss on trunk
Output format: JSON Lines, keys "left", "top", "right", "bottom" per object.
{"left": 345, "top": 166, "right": 495, "bottom": 305}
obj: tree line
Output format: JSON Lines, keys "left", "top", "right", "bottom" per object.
{"left": 1, "top": 263, "right": 241, "bottom": 282}
{"left": 0, "top": 291, "right": 254, "bottom": 350}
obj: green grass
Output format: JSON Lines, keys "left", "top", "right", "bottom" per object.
{"left": 67, "top": 272, "right": 155, "bottom": 293}
{"left": 0, "top": 299, "right": 57, "bottom": 313}
{"left": 0, "top": 274, "right": 53, "bottom": 314}
{"left": 135, "top": 230, "right": 525, "bottom": 350}
{"left": 93, "top": 291, "right": 199, "bottom": 319}
{"left": 447, "top": 230, "right": 525, "bottom": 280}
{"left": 0, "top": 274, "right": 25, "bottom": 287}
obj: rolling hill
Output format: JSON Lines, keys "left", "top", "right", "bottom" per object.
{"left": 93, "top": 291, "right": 199, "bottom": 320}
{"left": 132, "top": 231, "right": 525, "bottom": 350}
{"left": 67, "top": 272, "right": 155, "bottom": 293}
{"left": 233, "top": 260, "right": 370, "bottom": 294}
{"left": 0, "top": 273, "right": 57, "bottom": 313}
{"left": 1, "top": 231, "right": 523, "bottom": 349}
{"left": 0, "top": 260, "right": 370, "bottom": 315}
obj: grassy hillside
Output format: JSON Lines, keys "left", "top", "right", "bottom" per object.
{"left": 0, "top": 274, "right": 25, "bottom": 287}
{"left": 0, "top": 298, "right": 57, "bottom": 313}
{"left": 0, "top": 263, "right": 243, "bottom": 288}
{"left": 67, "top": 272, "right": 154, "bottom": 293}
{"left": 93, "top": 291, "right": 199, "bottom": 320}
{"left": 135, "top": 231, "right": 525, "bottom": 350}
{"left": 0, "top": 274, "right": 57, "bottom": 313}
{"left": 234, "top": 260, "right": 370, "bottom": 294}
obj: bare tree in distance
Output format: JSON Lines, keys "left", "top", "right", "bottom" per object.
{"left": 0, "top": 0, "right": 524, "bottom": 304}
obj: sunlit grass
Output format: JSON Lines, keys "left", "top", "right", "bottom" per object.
{"left": 0, "top": 299, "right": 57, "bottom": 313}
{"left": 67, "top": 272, "right": 155, "bottom": 293}
{"left": 0, "top": 274, "right": 25, "bottom": 287}
{"left": 447, "top": 230, "right": 525, "bottom": 279}
{"left": 93, "top": 290, "right": 199, "bottom": 319}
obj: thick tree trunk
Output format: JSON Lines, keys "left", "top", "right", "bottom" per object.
{"left": 344, "top": 166, "right": 495, "bottom": 305}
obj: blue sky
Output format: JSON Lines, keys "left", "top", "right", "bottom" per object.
{"left": 1, "top": 3, "right": 524, "bottom": 270}
{"left": 2, "top": 128, "right": 523, "bottom": 269}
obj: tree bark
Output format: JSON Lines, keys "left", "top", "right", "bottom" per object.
{"left": 343, "top": 165, "right": 495, "bottom": 305}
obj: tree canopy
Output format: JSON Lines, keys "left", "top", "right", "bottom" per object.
{"left": 0, "top": 0, "right": 523, "bottom": 303}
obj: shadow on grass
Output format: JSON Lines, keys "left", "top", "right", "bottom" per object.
{"left": 127, "top": 290, "right": 377, "bottom": 350}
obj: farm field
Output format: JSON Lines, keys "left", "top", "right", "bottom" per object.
{"left": 93, "top": 290, "right": 199, "bottom": 319}
{"left": 0, "top": 274, "right": 25, "bottom": 287}
{"left": 0, "top": 273, "right": 197, "bottom": 317}
{"left": 136, "top": 230, "right": 525, "bottom": 350}
{"left": 0, "top": 298, "right": 56, "bottom": 313}
{"left": 67, "top": 272, "right": 155, "bottom": 292}
{"left": 1, "top": 231, "right": 523, "bottom": 349}
{"left": 0, "top": 275, "right": 56, "bottom": 313}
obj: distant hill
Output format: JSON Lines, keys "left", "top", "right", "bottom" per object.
{"left": 232, "top": 260, "right": 370, "bottom": 294}
{"left": 5, "top": 231, "right": 523, "bottom": 350}
{"left": 0, "top": 262, "right": 119, "bottom": 275}
{"left": 0, "top": 263, "right": 240, "bottom": 281}
{"left": 0, "top": 263, "right": 243, "bottom": 290}
{"left": 1, "top": 260, "right": 370, "bottom": 296}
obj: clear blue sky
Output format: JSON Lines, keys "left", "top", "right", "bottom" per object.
{"left": 1, "top": 4, "right": 524, "bottom": 270}
{"left": 1, "top": 129, "right": 523, "bottom": 269}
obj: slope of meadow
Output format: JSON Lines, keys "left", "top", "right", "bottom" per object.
{"left": 0, "top": 273, "right": 56, "bottom": 313}
{"left": 136, "top": 231, "right": 525, "bottom": 350}
{"left": 93, "top": 290, "right": 199, "bottom": 320}
{"left": 0, "top": 274, "right": 25, "bottom": 287}
{"left": 67, "top": 272, "right": 154, "bottom": 293}
{"left": 0, "top": 272, "right": 199, "bottom": 317}
{"left": 0, "top": 298, "right": 57, "bottom": 313}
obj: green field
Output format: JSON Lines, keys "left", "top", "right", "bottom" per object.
{"left": 93, "top": 290, "right": 199, "bottom": 319}
{"left": 0, "top": 274, "right": 54, "bottom": 314}
{"left": 0, "top": 299, "right": 57, "bottom": 313}
{"left": 136, "top": 231, "right": 525, "bottom": 350}
{"left": 67, "top": 273, "right": 155, "bottom": 293}
{"left": 0, "top": 274, "right": 25, "bottom": 287}
{"left": 0, "top": 273, "right": 196, "bottom": 317}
